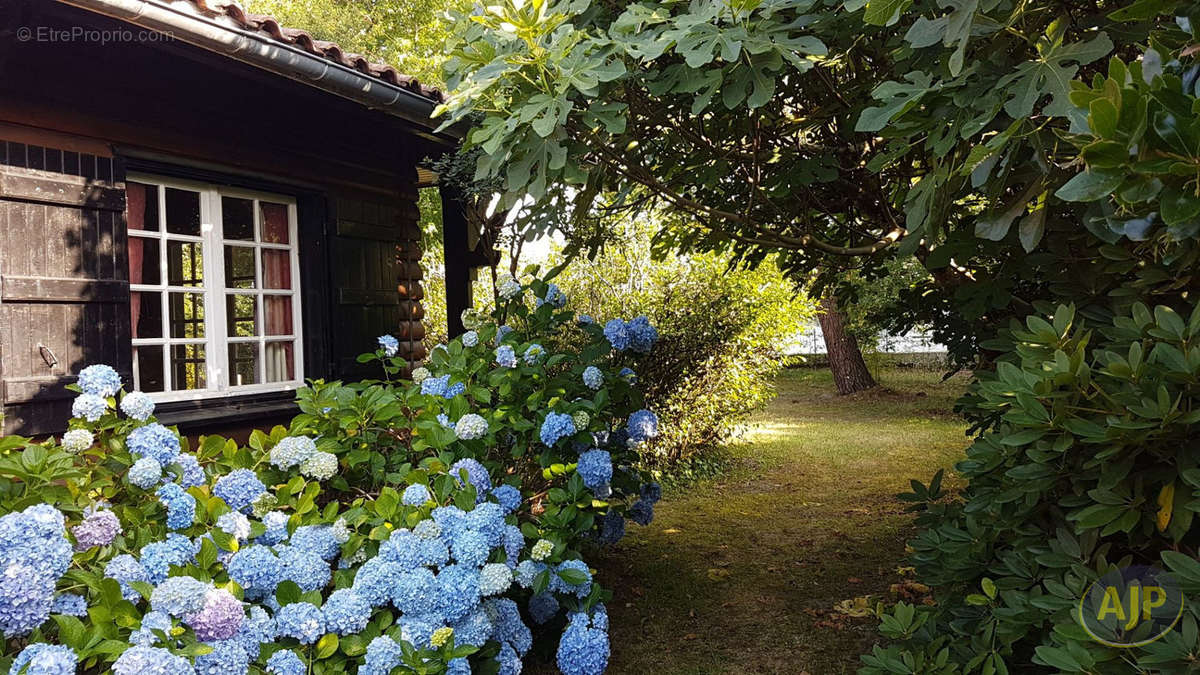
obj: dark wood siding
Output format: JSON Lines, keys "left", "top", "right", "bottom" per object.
{"left": 330, "top": 182, "right": 426, "bottom": 379}
{"left": 0, "top": 144, "right": 130, "bottom": 435}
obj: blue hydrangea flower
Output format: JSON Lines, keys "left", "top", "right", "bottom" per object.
{"left": 641, "top": 482, "right": 663, "bottom": 503}
{"left": 77, "top": 364, "right": 122, "bottom": 397}
{"left": 449, "top": 458, "right": 492, "bottom": 497}
{"left": 461, "top": 330, "right": 479, "bottom": 347}
{"left": 157, "top": 483, "right": 196, "bottom": 530}
{"left": 128, "top": 457, "right": 162, "bottom": 489}
{"left": 213, "top": 469, "right": 266, "bottom": 513}
{"left": 495, "top": 345, "right": 517, "bottom": 368}
{"left": 556, "top": 613, "right": 610, "bottom": 675}
{"left": 10, "top": 642, "right": 77, "bottom": 675}
{"left": 496, "top": 325, "right": 514, "bottom": 343}
{"left": 418, "top": 537, "right": 451, "bottom": 568}
{"left": 444, "top": 381, "right": 466, "bottom": 399}
{"left": 629, "top": 499, "right": 655, "bottom": 526}
{"left": 140, "top": 534, "right": 196, "bottom": 584}
{"left": 437, "top": 564, "right": 481, "bottom": 622}
{"left": 150, "top": 576, "right": 209, "bottom": 616}
{"left": 72, "top": 509, "right": 121, "bottom": 550}
{"left": 577, "top": 314, "right": 594, "bottom": 325}
{"left": 453, "top": 605, "right": 494, "bottom": 647}
{"left": 599, "top": 510, "right": 626, "bottom": 545}
{"left": 276, "top": 545, "right": 330, "bottom": 593}
{"left": 185, "top": 588, "right": 244, "bottom": 641}
{"left": 540, "top": 412, "right": 577, "bottom": 447}
{"left": 235, "top": 606, "right": 276, "bottom": 660}
{"left": 120, "top": 391, "right": 155, "bottom": 420}
{"left": 51, "top": 592, "right": 87, "bottom": 617}
{"left": 529, "top": 592, "right": 560, "bottom": 625}
{"left": 258, "top": 512, "right": 290, "bottom": 547}
{"left": 455, "top": 413, "right": 488, "bottom": 440}
{"left": 391, "top": 568, "right": 438, "bottom": 615}
{"left": 217, "top": 512, "right": 251, "bottom": 541}
{"left": 399, "top": 614, "right": 439, "bottom": 649}
{"left": 627, "top": 409, "right": 660, "bottom": 444}
{"left": 450, "top": 529, "right": 490, "bottom": 568}
{"left": 269, "top": 436, "right": 317, "bottom": 470}
{"left": 173, "top": 453, "right": 205, "bottom": 489}
{"left": 627, "top": 315, "right": 658, "bottom": 353}
{"left": 486, "top": 597, "right": 533, "bottom": 655}
{"left": 582, "top": 366, "right": 603, "bottom": 390}
{"left": 290, "top": 525, "right": 340, "bottom": 561}
{"left": 401, "top": 483, "right": 431, "bottom": 506}
{"left": 0, "top": 564, "right": 54, "bottom": 636}
{"left": 479, "top": 563, "right": 512, "bottom": 596}
{"left": 602, "top": 319, "right": 629, "bottom": 351}
{"left": 447, "top": 658, "right": 471, "bottom": 675}
{"left": 553, "top": 559, "right": 593, "bottom": 598}
{"left": 537, "top": 283, "right": 567, "bottom": 308}
{"left": 467, "top": 502, "right": 505, "bottom": 547}
{"left": 323, "top": 588, "right": 370, "bottom": 636}
{"left": 352, "top": 557, "right": 404, "bottom": 607}
{"left": 515, "top": 560, "right": 546, "bottom": 589}
{"left": 576, "top": 450, "right": 612, "bottom": 490}
{"left": 432, "top": 506, "right": 469, "bottom": 540}
{"left": 361, "top": 636, "right": 402, "bottom": 675}
{"left": 265, "top": 649, "right": 305, "bottom": 675}
{"left": 502, "top": 525, "right": 523, "bottom": 568}
{"left": 421, "top": 374, "right": 450, "bottom": 397}
{"left": 275, "top": 602, "right": 324, "bottom": 644}
{"left": 71, "top": 393, "right": 108, "bottom": 422}
{"left": 414, "top": 519, "right": 441, "bottom": 539}
{"left": 130, "top": 611, "right": 173, "bottom": 646}
{"left": 127, "top": 423, "right": 181, "bottom": 466}
{"left": 378, "top": 334, "right": 399, "bottom": 357}
{"left": 194, "top": 639, "right": 248, "bottom": 674}
{"left": 619, "top": 367, "right": 637, "bottom": 385}
{"left": 438, "top": 413, "right": 456, "bottom": 431}
{"left": 523, "top": 344, "right": 545, "bottom": 364}
{"left": 492, "top": 484, "right": 521, "bottom": 514}
{"left": 498, "top": 642, "right": 522, "bottom": 675}
{"left": 113, "top": 646, "right": 194, "bottom": 675}
{"left": 104, "top": 554, "right": 148, "bottom": 602}
{"left": 378, "top": 530, "right": 424, "bottom": 570}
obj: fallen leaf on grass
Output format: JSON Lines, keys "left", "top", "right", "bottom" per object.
{"left": 706, "top": 568, "right": 731, "bottom": 581}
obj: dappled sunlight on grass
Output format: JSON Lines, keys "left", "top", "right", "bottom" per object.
{"left": 592, "top": 366, "right": 972, "bottom": 674}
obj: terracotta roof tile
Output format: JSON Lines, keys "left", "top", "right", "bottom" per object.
{"left": 168, "top": 0, "right": 445, "bottom": 102}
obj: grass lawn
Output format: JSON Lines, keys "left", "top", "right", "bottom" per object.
{"left": 594, "top": 366, "right": 971, "bottom": 674}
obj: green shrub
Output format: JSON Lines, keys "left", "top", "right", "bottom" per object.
{"left": 549, "top": 224, "right": 815, "bottom": 467}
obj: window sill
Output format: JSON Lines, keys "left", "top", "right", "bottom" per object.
{"left": 155, "top": 391, "right": 299, "bottom": 434}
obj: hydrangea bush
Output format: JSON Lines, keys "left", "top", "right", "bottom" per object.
{"left": 0, "top": 274, "right": 659, "bottom": 674}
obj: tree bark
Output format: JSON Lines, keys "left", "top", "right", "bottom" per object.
{"left": 818, "top": 294, "right": 878, "bottom": 395}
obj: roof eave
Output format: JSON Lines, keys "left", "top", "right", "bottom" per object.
{"left": 54, "top": 0, "right": 464, "bottom": 145}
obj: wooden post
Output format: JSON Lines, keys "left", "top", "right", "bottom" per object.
{"left": 441, "top": 187, "right": 470, "bottom": 339}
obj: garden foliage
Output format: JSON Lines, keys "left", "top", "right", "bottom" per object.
{"left": 0, "top": 275, "right": 659, "bottom": 674}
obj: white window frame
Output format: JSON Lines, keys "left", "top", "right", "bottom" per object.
{"left": 127, "top": 173, "right": 304, "bottom": 403}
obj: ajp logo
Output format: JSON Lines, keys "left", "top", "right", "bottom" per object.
{"left": 1078, "top": 565, "right": 1184, "bottom": 647}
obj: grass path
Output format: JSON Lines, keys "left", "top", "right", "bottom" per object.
{"left": 595, "top": 367, "right": 971, "bottom": 674}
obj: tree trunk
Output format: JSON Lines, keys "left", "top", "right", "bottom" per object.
{"left": 818, "top": 294, "right": 878, "bottom": 395}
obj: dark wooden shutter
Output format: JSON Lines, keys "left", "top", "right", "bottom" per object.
{"left": 0, "top": 142, "right": 130, "bottom": 435}
{"left": 329, "top": 185, "right": 426, "bottom": 379}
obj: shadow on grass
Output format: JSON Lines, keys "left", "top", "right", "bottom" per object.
{"left": 592, "top": 368, "right": 971, "bottom": 674}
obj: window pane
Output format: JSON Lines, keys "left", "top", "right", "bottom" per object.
{"left": 133, "top": 345, "right": 165, "bottom": 392}
{"left": 170, "top": 344, "right": 206, "bottom": 390}
{"left": 224, "top": 246, "right": 256, "bottom": 289}
{"left": 169, "top": 292, "right": 205, "bottom": 339}
{"left": 167, "top": 241, "right": 203, "bottom": 286}
{"left": 222, "top": 197, "right": 255, "bottom": 241}
{"left": 127, "top": 182, "right": 160, "bottom": 232}
{"left": 165, "top": 187, "right": 201, "bottom": 236}
{"left": 128, "top": 236, "right": 161, "bottom": 286}
{"left": 226, "top": 294, "right": 258, "bottom": 337}
{"left": 262, "top": 249, "right": 291, "bottom": 289}
{"left": 260, "top": 202, "right": 289, "bottom": 243}
{"left": 131, "top": 291, "right": 163, "bottom": 339}
{"left": 265, "top": 341, "right": 295, "bottom": 382}
{"left": 228, "top": 343, "right": 260, "bottom": 387}
{"left": 264, "top": 296, "right": 293, "bottom": 336}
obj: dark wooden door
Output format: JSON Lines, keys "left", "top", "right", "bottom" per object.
{"left": 0, "top": 143, "right": 130, "bottom": 435}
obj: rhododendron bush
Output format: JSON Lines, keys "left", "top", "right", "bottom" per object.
{"left": 0, "top": 274, "right": 658, "bottom": 674}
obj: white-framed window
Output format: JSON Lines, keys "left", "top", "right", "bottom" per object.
{"left": 125, "top": 173, "right": 304, "bottom": 401}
